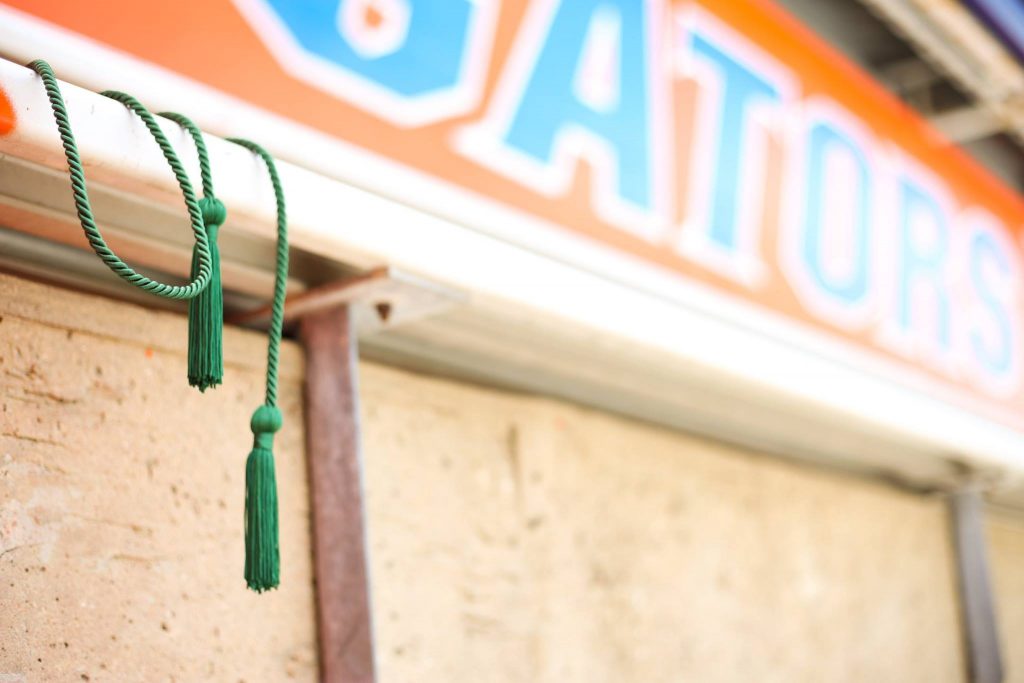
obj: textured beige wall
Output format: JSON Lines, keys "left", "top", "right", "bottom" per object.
{"left": 989, "top": 511, "right": 1024, "bottom": 682}
{"left": 0, "top": 272, "right": 980, "bottom": 683}
{"left": 360, "top": 363, "right": 967, "bottom": 683}
{"left": 0, "top": 274, "right": 316, "bottom": 682}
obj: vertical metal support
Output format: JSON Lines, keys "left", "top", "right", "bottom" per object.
{"left": 950, "top": 490, "right": 1004, "bottom": 683}
{"left": 301, "top": 306, "right": 376, "bottom": 683}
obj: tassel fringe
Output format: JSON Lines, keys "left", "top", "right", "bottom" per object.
{"left": 244, "top": 405, "right": 281, "bottom": 592}
{"left": 188, "top": 197, "right": 226, "bottom": 391}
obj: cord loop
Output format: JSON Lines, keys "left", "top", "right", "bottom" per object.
{"left": 29, "top": 60, "right": 212, "bottom": 300}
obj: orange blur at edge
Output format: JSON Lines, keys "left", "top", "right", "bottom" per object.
{"left": 0, "top": 85, "right": 15, "bottom": 135}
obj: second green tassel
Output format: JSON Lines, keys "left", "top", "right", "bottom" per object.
{"left": 188, "top": 196, "right": 226, "bottom": 391}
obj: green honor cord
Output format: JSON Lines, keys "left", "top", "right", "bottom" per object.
{"left": 29, "top": 59, "right": 212, "bottom": 299}
{"left": 160, "top": 112, "right": 227, "bottom": 392}
{"left": 30, "top": 59, "right": 289, "bottom": 592}
{"left": 228, "top": 138, "right": 289, "bottom": 593}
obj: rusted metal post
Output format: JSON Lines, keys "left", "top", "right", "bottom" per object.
{"left": 950, "top": 490, "right": 1004, "bottom": 683}
{"left": 301, "top": 305, "right": 376, "bottom": 683}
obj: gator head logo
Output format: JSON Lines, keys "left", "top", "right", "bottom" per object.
{"left": 233, "top": 0, "right": 498, "bottom": 127}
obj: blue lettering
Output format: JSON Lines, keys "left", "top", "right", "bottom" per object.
{"left": 801, "top": 122, "right": 871, "bottom": 304}
{"left": 502, "top": 0, "right": 654, "bottom": 210}
{"left": 970, "top": 230, "right": 1014, "bottom": 376}
{"left": 897, "top": 177, "right": 951, "bottom": 348}
{"left": 690, "top": 31, "right": 780, "bottom": 251}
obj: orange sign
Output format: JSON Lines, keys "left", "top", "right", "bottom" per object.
{"left": 7, "top": 0, "right": 1024, "bottom": 423}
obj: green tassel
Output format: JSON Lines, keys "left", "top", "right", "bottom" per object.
{"left": 188, "top": 197, "right": 226, "bottom": 391}
{"left": 230, "top": 139, "right": 288, "bottom": 594}
{"left": 245, "top": 405, "right": 281, "bottom": 592}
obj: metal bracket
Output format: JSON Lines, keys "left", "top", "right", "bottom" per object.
{"left": 228, "top": 265, "right": 466, "bottom": 333}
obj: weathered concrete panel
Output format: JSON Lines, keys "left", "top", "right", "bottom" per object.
{"left": 0, "top": 272, "right": 976, "bottom": 682}
{"left": 360, "top": 362, "right": 966, "bottom": 682}
{"left": 0, "top": 274, "right": 315, "bottom": 682}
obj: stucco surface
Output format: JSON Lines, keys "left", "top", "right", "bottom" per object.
{"left": 0, "top": 274, "right": 315, "bottom": 682}
{"left": 359, "top": 362, "right": 967, "bottom": 683}
{"left": 0, "top": 272, "right": 986, "bottom": 682}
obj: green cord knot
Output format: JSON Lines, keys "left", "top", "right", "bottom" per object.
{"left": 199, "top": 196, "right": 227, "bottom": 228}
{"left": 250, "top": 404, "right": 282, "bottom": 433}
{"left": 250, "top": 405, "right": 282, "bottom": 448}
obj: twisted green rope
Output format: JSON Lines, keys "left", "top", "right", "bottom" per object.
{"left": 229, "top": 138, "right": 289, "bottom": 593}
{"left": 229, "top": 140, "right": 288, "bottom": 409}
{"left": 161, "top": 112, "right": 227, "bottom": 392}
{"left": 29, "top": 59, "right": 211, "bottom": 300}
{"left": 161, "top": 113, "right": 214, "bottom": 199}
{"left": 31, "top": 60, "right": 291, "bottom": 593}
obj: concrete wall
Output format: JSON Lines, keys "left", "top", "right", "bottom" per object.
{"left": 359, "top": 363, "right": 968, "bottom": 682}
{"left": 8, "top": 272, "right": 1024, "bottom": 682}
{"left": 0, "top": 274, "right": 316, "bottom": 682}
